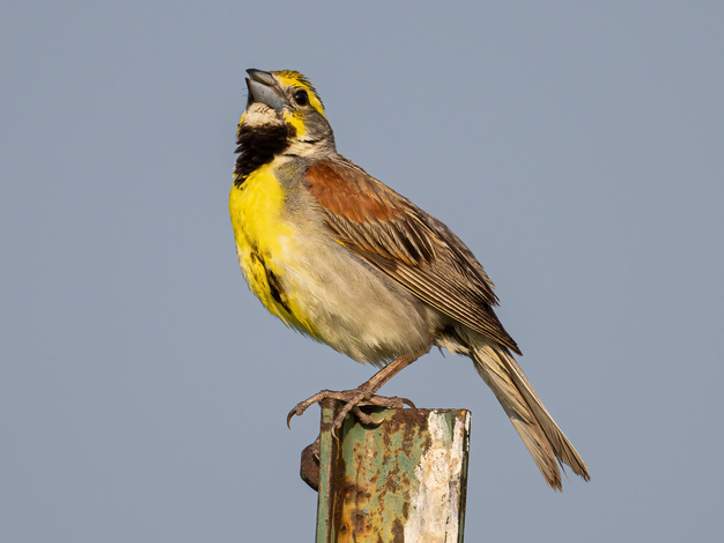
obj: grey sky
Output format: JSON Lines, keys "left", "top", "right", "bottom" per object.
{"left": 2, "top": 2, "right": 723, "bottom": 541}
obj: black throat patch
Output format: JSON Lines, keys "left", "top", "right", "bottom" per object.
{"left": 234, "top": 123, "right": 292, "bottom": 186}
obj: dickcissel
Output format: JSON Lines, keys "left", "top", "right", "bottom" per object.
{"left": 229, "top": 68, "right": 589, "bottom": 489}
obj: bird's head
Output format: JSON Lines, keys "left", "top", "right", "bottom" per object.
{"left": 237, "top": 69, "right": 334, "bottom": 163}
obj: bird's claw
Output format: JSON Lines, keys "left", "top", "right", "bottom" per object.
{"left": 286, "top": 389, "right": 350, "bottom": 428}
{"left": 286, "top": 388, "right": 415, "bottom": 436}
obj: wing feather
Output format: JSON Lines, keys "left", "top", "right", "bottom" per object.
{"left": 304, "top": 158, "right": 521, "bottom": 354}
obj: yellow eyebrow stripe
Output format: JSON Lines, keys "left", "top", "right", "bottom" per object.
{"left": 274, "top": 71, "right": 326, "bottom": 118}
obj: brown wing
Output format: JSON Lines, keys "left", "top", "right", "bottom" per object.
{"left": 304, "top": 158, "right": 521, "bottom": 354}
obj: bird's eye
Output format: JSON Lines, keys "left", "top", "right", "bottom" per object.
{"left": 293, "top": 89, "right": 309, "bottom": 106}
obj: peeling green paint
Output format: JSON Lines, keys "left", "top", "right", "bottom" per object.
{"left": 315, "top": 402, "right": 470, "bottom": 542}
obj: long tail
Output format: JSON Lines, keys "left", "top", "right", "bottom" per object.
{"left": 462, "top": 331, "right": 590, "bottom": 489}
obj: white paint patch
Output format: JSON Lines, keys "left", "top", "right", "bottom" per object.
{"left": 404, "top": 411, "right": 470, "bottom": 542}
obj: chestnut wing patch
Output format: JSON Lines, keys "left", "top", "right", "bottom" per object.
{"left": 304, "top": 159, "right": 520, "bottom": 354}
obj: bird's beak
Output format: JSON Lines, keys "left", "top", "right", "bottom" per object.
{"left": 245, "top": 68, "right": 286, "bottom": 111}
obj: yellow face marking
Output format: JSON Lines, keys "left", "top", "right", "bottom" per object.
{"left": 229, "top": 163, "right": 319, "bottom": 337}
{"left": 283, "top": 111, "right": 306, "bottom": 137}
{"left": 274, "top": 70, "right": 326, "bottom": 118}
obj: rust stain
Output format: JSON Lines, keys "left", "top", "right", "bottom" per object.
{"left": 391, "top": 519, "right": 405, "bottom": 543}
{"left": 318, "top": 406, "right": 469, "bottom": 542}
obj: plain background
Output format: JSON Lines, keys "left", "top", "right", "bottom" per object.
{"left": 2, "top": 2, "right": 723, "bottom": 541}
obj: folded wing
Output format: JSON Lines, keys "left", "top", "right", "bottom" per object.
{"left": 304, "top": 158, "right": 521, "bottom": 355}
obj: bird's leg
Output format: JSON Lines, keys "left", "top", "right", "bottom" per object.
{"left": 286, "top": 352, "right": 423, "bottom": 433}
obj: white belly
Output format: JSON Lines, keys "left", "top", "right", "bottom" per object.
{"left": 281, "top": 234, "right": 439, "bottom": 365}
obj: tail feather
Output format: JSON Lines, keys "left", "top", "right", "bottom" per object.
{"left": 463, "top": 332, "right": 590, "bottom": 489}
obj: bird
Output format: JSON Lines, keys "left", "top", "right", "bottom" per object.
{"left": 229, "top": 68, "right": 590, "bottom": 489}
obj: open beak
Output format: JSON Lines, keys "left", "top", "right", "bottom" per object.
{"left": 245, "top": 68, "right": 286, "bottom": 111}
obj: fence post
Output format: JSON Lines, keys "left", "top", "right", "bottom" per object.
{"left": 314, "top": 400, "right": 471, "bottom": 542}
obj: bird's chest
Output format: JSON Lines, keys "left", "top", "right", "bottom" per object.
{"left": 229, "top": 164, "right": 316, "bottom": 334}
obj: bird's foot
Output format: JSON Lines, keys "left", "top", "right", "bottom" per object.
{"left": 286, "top": 388, "right": 415, "bottom": 435}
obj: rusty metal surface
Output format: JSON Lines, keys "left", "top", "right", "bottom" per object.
{"left": 300, "top": 439, "right": 321, "bottom": 491}
{"left": 315, "top": 402, "right": 470, "bottom": 542}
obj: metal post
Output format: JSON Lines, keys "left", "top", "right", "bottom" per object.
{"left": 314, "top": 400, "right": 471, "bottom": 542}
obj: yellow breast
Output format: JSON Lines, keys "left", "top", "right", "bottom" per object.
{"left": 229, "top": 163, "right": 317, "bottom": 336}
